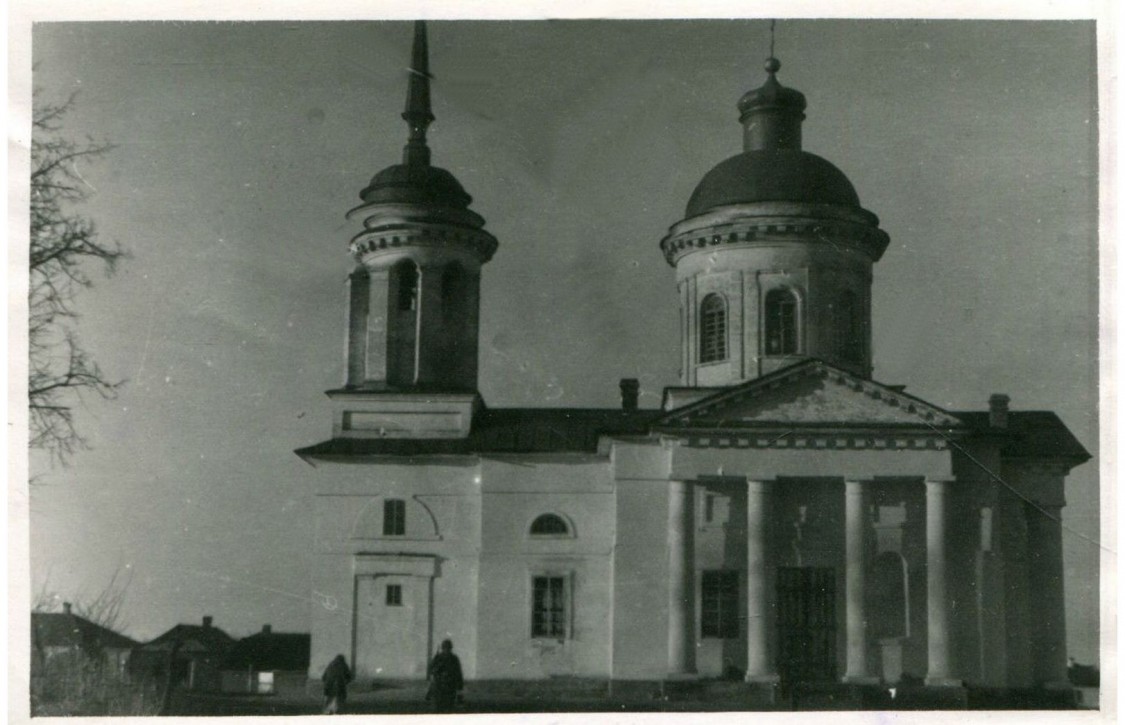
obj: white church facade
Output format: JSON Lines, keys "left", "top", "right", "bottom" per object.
{"left": 297, "top": 23, "right": 1089, "bottom": 693}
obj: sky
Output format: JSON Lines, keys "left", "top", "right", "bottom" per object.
{"left": 23, "top": 19, "right": 1100, "bottom": 663}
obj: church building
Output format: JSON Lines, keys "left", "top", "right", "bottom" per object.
{"left": 296, "top": 23, "right": 1089, "bottom": 693}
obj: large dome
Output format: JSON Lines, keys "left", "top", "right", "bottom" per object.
{"left": 359, "top": 163, "right": 472, "bottom": 208}
{"left": 686, "top": 149, "right": 861, "bottom": 218}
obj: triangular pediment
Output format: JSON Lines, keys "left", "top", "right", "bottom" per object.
{"left": 657, "top": 360, "right": 962, "bottom": 430}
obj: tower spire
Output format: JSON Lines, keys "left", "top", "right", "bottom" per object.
{"left": 402, "top": 20, "right": 434, "bottom": 167}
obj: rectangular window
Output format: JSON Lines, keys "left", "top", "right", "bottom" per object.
{"left": 531, "top": 576, "right": 567, "bottom": 638}
{"left": 386, "top": 583, "right": 403, "bottom": 606}
{"left": 383, "top": 499, "right": 405, "bottom": 536}
{"left": 701, "top": 570, "right": 739, "bottom": 639}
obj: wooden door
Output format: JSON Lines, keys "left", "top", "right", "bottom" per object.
{"left": 776, "top": 567, "right": 837, "bottom": 683}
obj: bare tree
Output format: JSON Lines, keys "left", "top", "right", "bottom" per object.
{"left": 33, "top": 565, "right": 133, "bottom": 634}
{"left": 29, "top": 92, "right": 125, "bottom": 462}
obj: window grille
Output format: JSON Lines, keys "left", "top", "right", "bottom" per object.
{"left": 383, "top": 499, "right": 406, "bottom": 536}
{"left": 701, "top": 570, "right": 739, "bottom": 638}
{"left": 699, "top": 293, "right": 727, "bottom": 363}
{"left": 531, "top": 576, "right": 567, "bottom": 638}
{"left": 530, "top": 513, "right": 569, "bottom": 536}
{"left": 765, "top": 289, "right": 798, "bottom": 355}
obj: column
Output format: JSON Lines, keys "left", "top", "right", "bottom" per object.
{"left": 745, "top": 479, "right": 779, "bottom": 682}
{"left": 1026, "top": 502, "right": 1069, "bottom": 687}
{"left": 667, "top": 480, "right": 696, "bottom": 676}
{"left": 843, "top": 480, "right": 877, "bottom": 683}
{"left": 925, "top": 477, "right": 960, "bottom": 686}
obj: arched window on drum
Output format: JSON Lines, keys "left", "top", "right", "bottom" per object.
{"left": 699, "top": 293, "right": 728, "bottom": 364}
{"left": 765, "top": 288, "right": 799, "bottom": 356}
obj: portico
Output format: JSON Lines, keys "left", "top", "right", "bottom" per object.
{"left": 648, "top": 360, "right": 972, "bottom": 686}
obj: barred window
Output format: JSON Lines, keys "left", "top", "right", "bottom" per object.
{"left": 386, "top": 584, "right": 403, "bottom": 606}
{"left": 701, "top": 570, "right": 739, "bottom": 638}
{"left": 531, "top": 576, "right": 567, "bottom": 638}
{"left": 383, "top": 499, "right": 406, "bottom": 536}
{"left": 765, "top": 289, "right": 799, "bottom": 355}
{"left": 699, "top": 294, "right": 727, "bottom": 363}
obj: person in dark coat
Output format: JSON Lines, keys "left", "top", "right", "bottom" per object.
{"left": 322, "top": 654, "right": 352, "bottom": 714}
{"left": 427, "top": 639, "right": 463, "bottom": 712}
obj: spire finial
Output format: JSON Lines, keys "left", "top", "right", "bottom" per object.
{"left": 765, "top": 19, "right": 780, "bottom": 75}
{"left": 402, "top": 20, "right": 434, "bottom": 167}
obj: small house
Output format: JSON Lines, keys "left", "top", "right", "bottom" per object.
{"left": 130, "top": 616, "right": 234, "bottom": 692}
{"left": 221, "top": 625, "right": 311, "bottom": 696}
{"left": 32, "top": 602, "right": 138, "bottom": 678}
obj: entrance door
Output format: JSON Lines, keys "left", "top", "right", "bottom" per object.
{"left": 776, "top": 567, "right": 837, "bottom": 683}
{"left": 354, "top": 575, "right": 429, "bottom": 680}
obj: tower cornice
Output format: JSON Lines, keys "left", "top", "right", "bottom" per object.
{"left": 659, "top": 202, "right": 889, "bottom": 267}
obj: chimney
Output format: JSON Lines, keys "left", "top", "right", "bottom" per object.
{"left": 989, "top": 394, "right": 1010, "bottom": 429}
{"left": 262, "top": 624, "right": 272, "bottom": 635}
{"left": 202, "top": 615, "right": 213, "bottom": 629}
{"left": 619, "top": 378, "right": 639, "bottom": 411}
{"left": 62, "top": 602, "right": 72, "bottom": 616}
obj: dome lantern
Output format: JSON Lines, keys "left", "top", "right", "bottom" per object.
{"left": 737, "top": 57, "right": 807, "bottom": 152}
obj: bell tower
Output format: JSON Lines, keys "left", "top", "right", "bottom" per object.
{"left": 333, "top": 22, "right": 497, "bottom": 439}
{"left": 660, "top": 51, "right": 889, "bottom": 387}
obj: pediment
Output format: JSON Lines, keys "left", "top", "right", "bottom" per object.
{"left": 658, "top": 361, "right": 962, "bottom": 430}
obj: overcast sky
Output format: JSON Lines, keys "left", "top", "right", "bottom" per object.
{"left": 26, "top": 19, "right": 1099, "bottom": 662}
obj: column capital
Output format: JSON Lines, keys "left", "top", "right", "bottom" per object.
{"left": 925, "top": 477, "right": 956, "bottom": 495}
{"left": 745, "top": 479, "right": 775, "bottom": 494}
{"left": 925, "top": 476, "right": 957, "bottom": 486}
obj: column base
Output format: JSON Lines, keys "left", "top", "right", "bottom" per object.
{"left": 664, "top": 672, "right": 698, "bottom": 681}
{"left": 841, "top": 675, "right": 881, "bottom": 685}
{"left": 744, "top": 673, "right": 781, "bottom": 684}
{"left": 924, "top": 676, "right": 963, "bottom": 687}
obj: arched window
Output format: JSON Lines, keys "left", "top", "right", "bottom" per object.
{"left": 530, "top": 513, "right": 570, "bottom": 536}
{"left": 441, "top": 263, "right": 465, "bottom": 325}
{"left": 394, "top": 261, "right": 418, "bottom": 312}
{"left": 765, "top": 288, "right": 799, "bottom": 356}
{"left": 834, "top": 291, "right": 862, "bottom": 361}
{"left": 699, "top": 294, "right": 727, "bottom": 363}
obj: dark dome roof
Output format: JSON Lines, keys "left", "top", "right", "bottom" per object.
{"left": 360, "top": 163, "right": 472, "bottom": 208}
{"left": 686, "top": 149, "right": 861, "bottom": 218}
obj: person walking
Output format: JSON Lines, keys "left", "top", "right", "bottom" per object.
{"left": 427, "top": 639, "right": 463, "bottom": 712}
{"left": 322, "top": 654, "right": 352, "bottom": 714}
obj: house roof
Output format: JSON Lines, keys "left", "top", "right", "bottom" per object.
{"left": 136, "top": 623, "right": 235, "bottom": 655}
{"left": 32, "top": 611, "right": 138, "bottom": 652}
{"left": 953, "top": 410, "right": 1091, "bottom": 462}
{"left": 296, "top": 362, "right": 1089, "bottom": 465}
{"left": 296, "top": 407, "right": 661, "bottom": 459}
{"left": 221, "top": 632, "right": 310, "bottom": 672}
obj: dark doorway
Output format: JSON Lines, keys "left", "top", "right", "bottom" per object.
{"left": 776, "top": 567, "right": 837, "bottom": 683}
